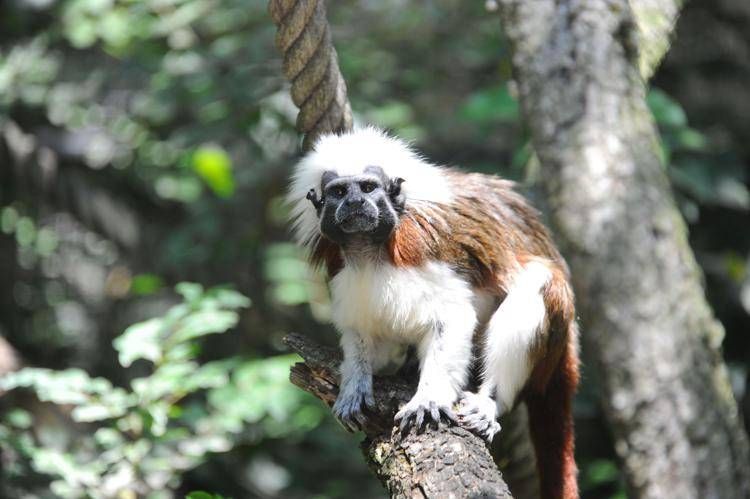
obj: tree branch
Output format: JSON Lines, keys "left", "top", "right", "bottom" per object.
{"left": 284, "top": 333, "right": 512, "bottom": 498}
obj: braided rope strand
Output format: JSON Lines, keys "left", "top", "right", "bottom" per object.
{"left": 268, "top": 0, "right": 353, "bottom": 150}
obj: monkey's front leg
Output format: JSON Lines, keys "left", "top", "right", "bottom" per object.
{"left": 333, "top": 331, "right": 376, "bottom": 432}
{"left": 395, "top": 317, "right": 474, "bottom": 431}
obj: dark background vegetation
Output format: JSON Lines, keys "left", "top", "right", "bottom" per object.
{"left": 0, "top": 0, "right": 748, "bottom": 497}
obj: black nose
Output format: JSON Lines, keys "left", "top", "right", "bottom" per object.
{"left": 346, "top": 196, "right": 365, "bottom": 206}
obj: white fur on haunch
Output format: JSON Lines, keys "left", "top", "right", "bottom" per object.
{"left": 286, "top": 127, "right": 453, "bottom": 246}
{"left": 480, "top": 260, "right": 552, "bottom": 410}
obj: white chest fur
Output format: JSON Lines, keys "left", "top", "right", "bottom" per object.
{"left": 330, "top": 260, "right": 476, "bottom": 341}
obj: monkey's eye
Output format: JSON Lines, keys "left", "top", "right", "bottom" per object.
{"left": 360, "top": 181, "right": 377, "bottom": 194}
{"left": 329, "top": 185, "right": 347, "bottom": 197}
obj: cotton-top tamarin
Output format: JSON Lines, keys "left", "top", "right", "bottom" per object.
{"left": 287, "top": 127, "right": 579, "bottom": 499}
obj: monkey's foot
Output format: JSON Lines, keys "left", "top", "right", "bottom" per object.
{"left": 457, "top": 391, "right": 501, "bottom": 442}
{"left": 395, "top": 393, "right": 457, "bottom": 433}
{"left": 333, "top": 382, "right": 375, "bottom": 432}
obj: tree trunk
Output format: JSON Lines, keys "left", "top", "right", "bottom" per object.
{"left": 495, "top": 0, "right": 750, "bottom": 497}
{"left": 285, "top": 334, "right": 512, "bottom": 498}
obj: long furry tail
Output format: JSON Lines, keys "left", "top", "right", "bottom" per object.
{"left": 526, "top": 337, "right": 580, "bottom": 499}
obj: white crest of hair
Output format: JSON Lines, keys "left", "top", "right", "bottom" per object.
{"left": 480, "top": 260, "right": 552, "bottom": 410}
{"left": 286, "top": 126, "right": 454, "bottom": 247}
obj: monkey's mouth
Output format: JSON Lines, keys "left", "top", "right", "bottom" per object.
{"left": 338, "top": 213, "right": 378, "bottom": 234}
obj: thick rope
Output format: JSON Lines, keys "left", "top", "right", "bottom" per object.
{"left": 268, "top": 0, "right": 353, "bottom": 151}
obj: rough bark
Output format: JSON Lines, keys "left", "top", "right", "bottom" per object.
{"left": 630, "top": 0, "right": 684, "bottom": 79}
{"left": 285, "top": 334, "right": 512, "bottom": 498}
{"left": 496, "top": 0, "right": 750, "bottom": 497}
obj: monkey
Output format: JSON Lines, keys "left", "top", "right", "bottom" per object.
{"left": 287, "top": 127, "right": 580, "bottom": 499}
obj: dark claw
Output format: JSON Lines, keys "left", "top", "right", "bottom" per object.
{"left": 333, "top": 389, "right": 374, "bottom": 432}
{"left": 396, "top": 401, "right": 457, "bottom": 434}
{"left": 337, "top": 415, "right": 356, "bottom": 433}
{"left": 414, "top": 408, "right": 425, "bottom": 430}
{"left": 354, "top": 411, "right": 368, "bottom": 428}
{"left": 429, "top": 402, "right": 440, "bottom": 423}
{"left": 399, "top": 413, "right": 410, "bottom": 433}
{"left": 441, "top": 407, "right": 458, "bottom": 425}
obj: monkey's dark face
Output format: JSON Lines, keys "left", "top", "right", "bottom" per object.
{"left": 310, "top": 166, "right": 405, "bottom": 246}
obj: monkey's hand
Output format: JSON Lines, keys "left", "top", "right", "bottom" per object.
{"left": 394, "top": 391, "right": 457, "bottom": 433}
{"left": 332, "top": 376, "right": 375, "bottom": 432}
{"left": 456, "top": 391, "right": 502, "bottom": 442}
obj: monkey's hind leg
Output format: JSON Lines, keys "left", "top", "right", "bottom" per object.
{"left": 457, "top": 260, "right": 552, "bottom": 441}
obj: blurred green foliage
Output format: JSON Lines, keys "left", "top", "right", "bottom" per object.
{"left": 0, "top": 284, "right": 330, "bottom": 497}
{"left": 648, "top": 89, "right": 749, "bottom": 214}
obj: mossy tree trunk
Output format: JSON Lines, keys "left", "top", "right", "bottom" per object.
{"left": 496, "top": 0, "right": 750, "bottom": 497}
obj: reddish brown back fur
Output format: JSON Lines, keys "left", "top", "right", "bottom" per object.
{"left": 526, "top": 262, "right": 579, "bottom": 499}
{"left": 528, "top": 265, "right": 577, "bottom": 391}
{"left": 387, "top": 170, "right": 567, "bottom": 292}
{"left": 386, "top": 215, "right": 431, "bottom": 267}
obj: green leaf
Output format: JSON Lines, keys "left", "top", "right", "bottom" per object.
{"left": 1, "top": 368, "right": 97, "bottom": 405}
{"left": 724, "top": 252, "right": 747, "bottom": 283}
{"left": 0, "top": 206, "right": 19, "bottom": 234}
{"left": 6, "top": 408, "right": 32, "bottom": 429}
{"left": 186, "top": 492, "right": 223, "bottom": 499}
{"left": 65, "top": 19, "right": 98, "bottom": 49}
{"left": 15, "top": 216, "right": 36, "bottom": 247}
{"left": 367, "top": 101, "right": 414, "bottom": 128}
{"left": 182, "top": 360, "right": 234, "bottom": 391}
{"left": 192, "top": 146, "right": 235, "bottom": 198}
{"left": 171, "top": 310, "right": 238, "bottom": 343}
{"left": 175, "top": 282, "right": 204, "bottom": 303}
{"left": 264, "top": 256, "right": 309, "bottom": 281}
{"left": 131, "top": 274, "right": 164, "bottom": 295}
{"left": 154, "top": 174, "right": 203, "bottom": 203}
{"left": 676, "top": 127, "right": 708, "bottom": 151}
{"left": 114, "top": 318, "right": 163, "bottom": 367}
{"left": 460, "top": 85, "right": 518, "bottom": 124}
{"left": 210, "top": 287, "right": 251, "bottom": 309}
{"left": 271, "top": 281, "right": 309, "bottom": 306}
{"left": 132, "top": 361, "right": 196, "bottom": 401}
{"left": 71, "top": 404, "right": 119, "bottom": 423}
{"left": 647, "top": 89, "right": 687, "bottom": 127}
{"left": 30, "top": 448, "right": 102, "bottom": 484}
{"left": 94, "top": 428, "right": 124, "bottom": 448}
{"left": 35, "top": 228, "right": 58, "bottom": 256}
{"left": 99, "top": 8, "right": 132, "bottom": 51}
{"left": 585, "top": 459, "right": 619, "bottom": 485}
